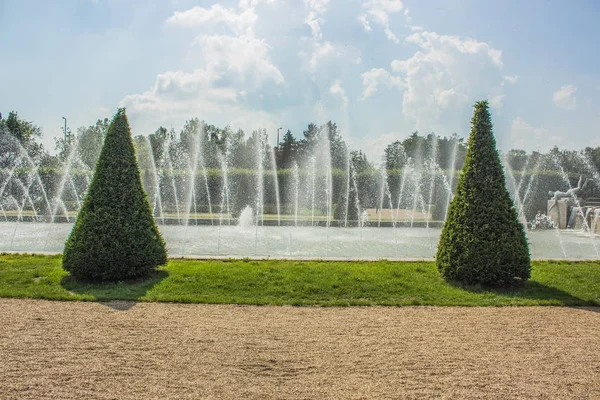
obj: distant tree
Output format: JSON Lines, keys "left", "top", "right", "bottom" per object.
{"left": 54, "top": 127, "right": 75, "bottom": 161}
{"left": 0, "top": 111, "right": 44, "bottom": 159}
{"left": 148, "top": 126, "right": 172, "bottom": 167}
{"left": 584, "top": 146, "right": 600, "bottom": 172}
{"left": 321, "top": 121, "right": 347, "bottom": 170}
{"left": 384, "top": 140, "right": 406, "bottom": 171}
{"left": 401, "top": 131, "right": 423, "bottom": 161}
{"left": 75, "top": 119, "right": 108, "bottom": 169}
{"left": 436, "top": 133, "right": 467, "bottom": 170}
{"left": 437, "top": 101, "right": 530, "bottom": 286}
{"left": 297, "top": 123, "right": 319, "bottom": 160}
{"left": 350, "top": 150, "right": 371, "bottom": 174}
{"left": 228, "top": 128, "right": 247, "bottom": 168}
{"left": 506, "top": 149, "right": 528, "bottom": 171}
{"left": 63, "top": 108, "right": 167, "bottom": 282}
{"left": 278, "top": 129, "right": 298, "bottom": 168}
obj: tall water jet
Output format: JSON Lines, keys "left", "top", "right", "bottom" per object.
{"left": 218, "top": 137, "right": 232, "bottom": 225}
{"left": 182, "top": 124, "right": 202, "bottom": 227}
{"left": 426, "top": 138, "right": 439, "bottom": 229}
{"left": 519, "top": 153, "right": 544, "bottom": 215}
{"left": 443, "top": 140, "right": 459, "bottom": 221}
{"left": 502, "top": 155, "right": 527, "bottom": 225}
{"left": 343, "top": 150, "right": 351, "bottom": 227}
{"left": 254, "top": 131, "right": 266, "bottom": 226}
{"left": 161, "top": 133, "right": 182, "bottom": 224}
{"left": 137, "top": 136, "right": 165, "bottom": 224}
{"left": 378, "top": 166, "right": 385, "bottom": 227}
{"left": 48, "top": 136, "right": 86, "bottom": 222}
{"left": 548, "top": 155, "right": 586, "bottom": 257}
{"left": 395, "top": 160, "right": 411, "bottom": 223}
{"left": 269, "top": 146, "right": 281, "bottom": 226}
{"left": 292, "top": 161, "right": 299, "bottom": 226}
{"left": 410, "top": 140, "right": 423, "bottom": 228}
{"left": 310, "top": 156, "right": 316, "bottom": 226}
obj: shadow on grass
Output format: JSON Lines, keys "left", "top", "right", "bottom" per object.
{"left": 60, "top": 270, "right": 169, "bottom": 309}
{"left": 450, "top": 279, "right": 598, "bottom": 307}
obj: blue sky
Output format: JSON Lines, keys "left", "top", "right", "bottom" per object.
{"left": 2, "top": 0, "right": 599, "bottom": 161}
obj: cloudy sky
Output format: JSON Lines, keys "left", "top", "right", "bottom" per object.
{"left": 2, "top": 0, "right": 599, "bottom": 160}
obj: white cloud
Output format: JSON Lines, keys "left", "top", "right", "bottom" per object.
{"left": 510, "top": 117, "right": 560, "bottom": 151}
{"left": 359, "top": 15, "right": 372, "bottom": 31}
{"left": 123, "top": 1, "right": 283, "bottom": 131}
{"left": 166, "top": 4, "right": 258, "bottom": 35}
{"left": 503, "top": 75, "right": 518, "bottom": 84}
{"left": 330, "top": 79, "right": 348, "bottom": 106}
{"left": 553, "top": 85, "right": 577, "bottom": 110}
{"left": 238, "top": 0, "right": 277, "bottom": 10}
{"left": 360, "top": 0, "right": 404, "bottom": 43}
{"left": 193, "top": 34, "right": 284, "bottom": 85}
{"left": 403, "top": 31, "right": 503, "bottom": 68}
{"left": 489, "top": 94, "right": 504, "bottom": 111}
{"left": 366, "top": 31, "right": 507, "bottom": 130}
{"left": 299, "top": 38, "right": 359, "bottom": 76}
{"left": 359, "top": 68, "right": 404, "bottom": 100}
{"left": 307, "top": 40, "right": 336, "bottom": 73}
{"left": 304, "top": 0, "right": 330, "bottom": 39}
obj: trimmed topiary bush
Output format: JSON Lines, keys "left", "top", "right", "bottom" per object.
{"left": 436, "top": 101, "right": 530, "bottom": 286}
{"left": 63, "top": 108, "right": 167, "bottom": 282}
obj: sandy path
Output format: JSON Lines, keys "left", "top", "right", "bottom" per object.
{"left": 0, "top": 299, "right": 598, "bottom": 399}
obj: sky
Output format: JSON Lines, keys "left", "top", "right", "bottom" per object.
{"left": 1, "top": 0, "right": 600, "bottom": 161}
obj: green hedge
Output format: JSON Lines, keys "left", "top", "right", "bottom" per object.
{"left": 437, "top": 101, "right": 530, "bottom": 286}
{"left": 63, "top": 109, "right": 167, "bottom": 282}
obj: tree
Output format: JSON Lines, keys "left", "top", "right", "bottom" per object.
{"left": 350, "top": 150, "right": 371, "bottom": 173}
{"left": 401, "top": 131, "right": 423, "bottom": 161}
{"left": 384, "top": 140, "right": 406, "bottom": 171}
{"left": 277, "top": 129, "right": 298, "bottom": 168}
{"left": 0, "top": 111, "right": 44, "bottom": 159}
{"left": 297, "top": 123, "right": 319, "bottom": 160}
{"left": 77, "top": 119, "right": 109, "bottom": 169}
{"left": 436, "top": 101, "right": 530, "bottom": 286}
{"left": 321, "top": 121, "right": 347, "bottom": 169}
{"left": 148, "top": 126, "right": 176, "bottom": 168}
{"left": 506, "top": 149, "right": 528, "bottom": 171}
{"left": 63, "top": 108, "right": 167, "bottom": 282}
{"left": 437, "top": 133, "right": 467, "bottom": 170}
{"left": 584, "top": 146, "right": 600, "bottom": 171}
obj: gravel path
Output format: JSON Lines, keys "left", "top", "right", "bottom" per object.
{"left": 1, "top": 299, "right": 599, "bottom": 399}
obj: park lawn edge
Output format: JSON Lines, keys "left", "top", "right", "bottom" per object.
{"left": 0, "top": 254, "right": 598, "bottom": 307}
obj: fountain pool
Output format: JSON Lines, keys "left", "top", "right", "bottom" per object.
{"left": 2, "top": 221, "right": 599, "bottom": 260}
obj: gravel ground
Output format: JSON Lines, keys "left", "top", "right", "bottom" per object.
{"left": 0, "top": 299, "right": 598, "bottom": 399}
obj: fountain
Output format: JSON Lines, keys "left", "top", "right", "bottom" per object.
{"left": 1, "top": 122, "right": 599, "bottom": 260}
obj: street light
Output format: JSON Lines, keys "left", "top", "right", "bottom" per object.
{"left": 62, "top": 117, "right": 67, "bottom": 144}
{"left": 276, "top": 127, "right": 282, "bottom": 148}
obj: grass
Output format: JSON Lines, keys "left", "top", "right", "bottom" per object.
{"left": 0, "top": 254, "right": 598, "bottom": 306}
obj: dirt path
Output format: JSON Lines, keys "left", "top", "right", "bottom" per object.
{"left": 0, "top": 299, "right": 598, "bottom": 399}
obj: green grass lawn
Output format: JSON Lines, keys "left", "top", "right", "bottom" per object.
{"left": 0, "top": 254, "right": 598, "bottom": 306}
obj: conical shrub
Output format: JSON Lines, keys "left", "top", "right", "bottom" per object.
{"left": 63, "top": 108, "right": 167, "bottom": 281}
{"left": 436, "top": 101, "right": 530, "bottom": 286}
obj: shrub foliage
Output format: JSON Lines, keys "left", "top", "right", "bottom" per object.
{"left": 436, "top": 101, "right": 530, "bottom": 286}
{"left": 63, "top": 108, "right": 167, "bottom": 281}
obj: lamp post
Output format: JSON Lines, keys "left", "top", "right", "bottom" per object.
{"left": 62, "top": 117, "right": 67, "bottom": 144}
{"left": 276, "top": 127, "right": 282, "bottom": 148}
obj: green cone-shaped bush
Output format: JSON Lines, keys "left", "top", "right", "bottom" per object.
{"left": 436, "top": 101, "right": 530, "bottom": 286}
{"left": 63, "top": 108, "right": 167, "bottom": 281}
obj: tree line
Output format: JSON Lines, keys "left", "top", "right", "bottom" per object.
{"left": 3, "top": 109, "right": 599, "bottom": 176}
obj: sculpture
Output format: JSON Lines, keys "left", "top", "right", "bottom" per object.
{"left": 548, "top": 176, "right": 588, "bottom": 201}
